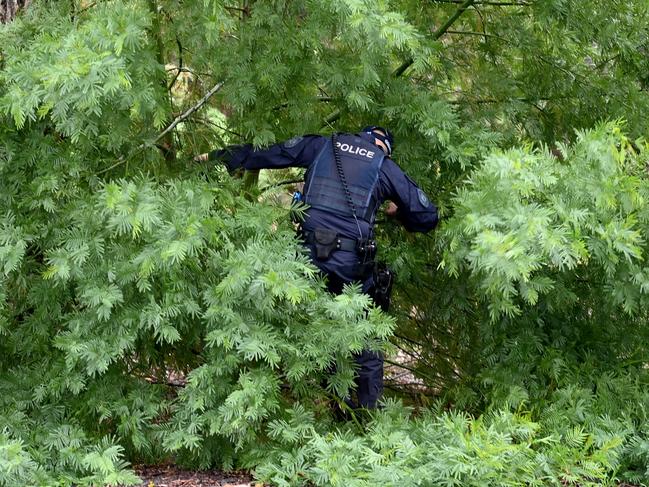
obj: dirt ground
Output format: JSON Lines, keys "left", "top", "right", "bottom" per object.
{"left": 133, "top": 464, "right": 645, "bottom": 487}
{"left": 134, "top": 465, "right": 256, "bottom": 487}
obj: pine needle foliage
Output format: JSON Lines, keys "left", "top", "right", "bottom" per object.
{"left": 1, "top": 0, "right": 649, "bottom": 485}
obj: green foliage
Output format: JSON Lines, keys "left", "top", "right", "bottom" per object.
{"left": 255, "top": 399, "right": 636, "bottom": 487}
{"left": 0, "top": 170, "right": 394, "bottom": 483}
{"left": 1, "top": 0, "right": 649, "bottom": 486}
{"left": 442, "top": 123, "right": 649, "bottom": 319}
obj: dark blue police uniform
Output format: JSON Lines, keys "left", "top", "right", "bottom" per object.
{"left": 212, "top": 131, "right": 438, "bottom": 408}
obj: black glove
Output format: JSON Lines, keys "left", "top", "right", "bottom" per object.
{"left": 208, "top": 144, "right": 247, "bottom": 172}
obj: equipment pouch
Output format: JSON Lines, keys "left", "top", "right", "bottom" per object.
{"left": 313, "top": 228, "right": 339, "bottom": 260}
{"left": 369, "top": 262, "right": 395, "bottom": 312}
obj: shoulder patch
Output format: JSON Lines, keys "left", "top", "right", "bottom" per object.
{"left": 284, "top": 136, "right": 304, "bottom": 148}
{"left": 417, "top": 188, "right": 430, "bottom": 207}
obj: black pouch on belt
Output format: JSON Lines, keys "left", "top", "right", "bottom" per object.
{"left": 313, "top": 228, "right": 339, "bottom": 260}
{"left": 369, "top": 262, "right": 395, "bottom": 312}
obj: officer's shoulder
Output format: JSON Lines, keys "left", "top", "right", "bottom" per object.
{"left": 381, "top": 156, "right": 400, "bottom": 169}
{"left": 282, "top": 134, "right": 325, "bottom": 148}
{"left": 380, "top": 156, "right": 410, "bottom": 178}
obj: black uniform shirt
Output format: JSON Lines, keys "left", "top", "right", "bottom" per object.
{"left": 225, "top": 133, "right": 438, "bottom": 236}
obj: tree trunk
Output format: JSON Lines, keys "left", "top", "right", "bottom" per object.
{"left": 146, "top": 0, "right": 177, "bottom": 163}
{"left": 1, "top": 0, "right": 30, "bottom": 23}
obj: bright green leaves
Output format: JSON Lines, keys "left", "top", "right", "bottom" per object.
{"left": 0, "top": 0, "right": 163, "bottom": 154}
{"left": 101, "top": 181, "right": 162, "bottom": 239}
{"left": 7, "top": 166, "right": 394, "bottom": 478}
{"left": 80, "top": 284, "right": 124, "bottom": 322}
{"left": 255, "top": 400, "right": 629, "bottom": 487}
{"left": 216, "top": 369, "right": 282, "bottom": 442}
{"left": 0, "top": 435, "right": 47, "bottom": 487}
{"left": 328, "top": 0, "right": 423, "bottom": 53}
{"left": 2, "top": 0, "right": 649, "bottom": 485}
{"left": 80, "top": 439, "right": 141, "bottom": 487}
{"left": 0, "top": 215, "right": 27, "bottom": 339}
{"left": 442, "top": 122, "right": 649, "bottom": 319}
{"left": 0, "top": 416, "right": 140, "bottom": 487}
{"left": 0, "top": 214, "right": 27, "bottom": 277}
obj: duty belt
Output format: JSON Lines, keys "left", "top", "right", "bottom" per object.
{"left": 300, "top": 229, "right": 358, "bottom": 252}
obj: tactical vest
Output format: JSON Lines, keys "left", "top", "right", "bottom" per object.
{"left": 304, "top": 134, "right": 385, "bottom": 223}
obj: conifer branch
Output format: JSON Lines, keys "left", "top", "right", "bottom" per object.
{"left": 98, "top": 81, "right": 225, "bottom": 175}
{"left": 394, "top": 0, "right": 477, "bottom": 77}
{"left": 322, "top": 0, "right": 477, "bottom": 127}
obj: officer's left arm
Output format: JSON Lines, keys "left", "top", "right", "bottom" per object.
{"left": 204, "top": 135, "right": 325, "bottom": 172}
{"left": 379, "top": 158, "right": 439, "bottom": 233}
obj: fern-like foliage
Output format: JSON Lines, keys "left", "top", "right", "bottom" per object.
{"left": 2, "top": 0, "right": 649, "bottom": 486}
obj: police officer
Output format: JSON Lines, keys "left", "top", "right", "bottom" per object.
{"left": 195, "top": 127, "right": 438, "bottom": 409}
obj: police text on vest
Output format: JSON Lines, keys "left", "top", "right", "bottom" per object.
{"left": 335, "top": 141, "right": 375, "bottom": 159}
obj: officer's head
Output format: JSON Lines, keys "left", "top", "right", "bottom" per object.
{"left": 362, "top": 126, "right": 394, "bottom": 156}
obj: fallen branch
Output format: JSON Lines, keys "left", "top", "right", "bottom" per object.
{"left": 155, "top": 81, "right": 225, "bottom": 144}
{"left": 98, "top": 81, "right": 225, "bottom": 175}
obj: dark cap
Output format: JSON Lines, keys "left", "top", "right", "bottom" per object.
{"left": 362, "top": 126, "right": 394, "bottom": 155}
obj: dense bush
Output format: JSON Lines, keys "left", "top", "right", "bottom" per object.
{"left": 1, "top": 1, "right": 649, "bottom": 486}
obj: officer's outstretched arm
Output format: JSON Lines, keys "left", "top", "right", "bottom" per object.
{"left": 197, "top": 135, "right": 326, "bottom": 173}
{"left": 379, "top": 159, "right": 438, "bottom": 233}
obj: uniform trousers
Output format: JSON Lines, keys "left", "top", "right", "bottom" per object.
{"left": 316, "top": 255, "right": 384, "bottom": 409}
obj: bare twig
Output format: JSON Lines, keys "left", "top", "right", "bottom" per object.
{"left": 320, "top": 0, "right": 479, "bottom": 128}
{"left": 260, "top": 178, "right": 304, "bottom": 191}
{"left": 184, "top": 117, "right": 242, "bottom": 137}
{"left": 76, "top": 1, "right": 98, "bottom": 16}
{"left": 144, "top": 378, "right": 186, "bottom": 388}
{"left": 446, "top": 29, "right": 506, "bottom": 39}
{"left": 157, "top": 81, "right": 224, "bottom": 142}
{"left": 97, "top": 81, "right": 225, "bottom": 175}
{"left": 224, "top": 5, "right": 248, "bottom": 13}
{"left": 165, "top": 12, "right": 184, "bottom": 91}
{"left": 449, "top": 95, "right": 573, "bottom": 105}
{"left": 167, "top": 36, "right": 184, "bottom": 91}
{"left": 384, "top": 358, "right": 439, "bottom": 383}
{"left": 394, "top": 0, "right": 477, "bottom": 77}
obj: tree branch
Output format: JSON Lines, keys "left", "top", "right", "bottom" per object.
{"left": 321, "top": 0, "right": 477, "bottom": 127}
{"left": 167, "top": 36, "right": 184, "bottom": 90}
{"left": 431, "top": 0, "right": 529, "bottom": 5}
{"left": 394, "top": 0, "right": 477, "bottom": 77}
{"left": 224, "top": 5, "right": 248, "bottom": 13}
{"left": 97, "top": 81, "right": 225, "bottom": 175}
{"left": 162, "top": 9, "right": 184, "bottom": 92}
{"left": 449, "top": 95, "right": 573, "bottom": 105}
{"left": 183, "top": 116, "right": 242, "bottom": 137}
{"left": 260, "top": 178, "right": 304, "bottom": 191}
{"left": 446, "top": 29, "right": 506, "bottom": 39}
{"left": 154, "top": 81, "right": 225, "bottom": 145}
